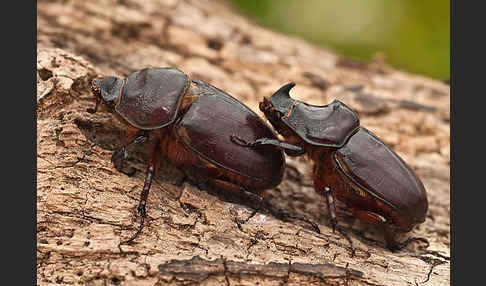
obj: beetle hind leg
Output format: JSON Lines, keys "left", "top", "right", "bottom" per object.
{"left": 209, "top": 178, "right": 246, "bottom": 194}
{"left": 256, "top": 190, "right": 321, "bottom": 234}
{"left": 209, "top": 179, "right": 321, "bottom": 234}
{"left": 351, "top": 209, "right": 428, "bottom": 251}
{"left": 383, "top": 228, "right": 429, "bottom": 252}
{"left": 272, "top": 209, "right": 321, "bottom": 234}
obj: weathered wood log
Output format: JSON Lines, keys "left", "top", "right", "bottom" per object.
{"left": 37, "top": 0, "right": 450, "bottom": 285}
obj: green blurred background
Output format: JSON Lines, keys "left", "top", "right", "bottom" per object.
{"left": 229, "top": 0, "right": 450, "bottom": 80}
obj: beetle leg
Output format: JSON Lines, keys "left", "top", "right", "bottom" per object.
{"left": 351, "top": 209, "right": 428, "bottom": 251}
{"left": 322, "top": 186, "right": 355, "bottom": 255}
{"left": 209, "top": 178, "right": 245, "bottom": 193}
{"left": 112, "top": 131, "right": 149, "bottom": 176}
{"left": 322, "top": 187, "right": 338, "bottom": 232}
{"left": 352, "top": 210, "right": 395, "bottom": 250}
{"left": 211, "top": 183, "right": 321, "bottom": 234}
{"left": 273, "top": 210, "right": 321, "bottom": 234}
{"left": 256, "top": 191, "right": 321, "bottom": 234}
{"left": 230, "top": 134, "right": 305, "bottom": 154}
{"left": 352, "top": 209, "right": 387, "bottom": 223}
{"left": 383, "top": 228, "right": 429, "bottom": 252}
{"left": 121, "top": 141, "right": 160, "bottom": 244}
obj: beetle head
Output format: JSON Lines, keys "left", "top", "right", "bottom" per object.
{"left": 88, "top": 76, "right": 124, "bottom": 113}
{"left": 259, "top": 82, "right": 296, "bottom": 135}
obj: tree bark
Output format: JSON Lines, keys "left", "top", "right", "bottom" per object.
{"left": 37, "top": 0, "right": 450, "bottom": 285}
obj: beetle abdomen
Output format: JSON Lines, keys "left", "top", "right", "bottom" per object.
{"left": 175, "top": 80, "right": 285, "bottom": 189}
{"left": 334, "top": 127, "right": 428, "bottom": 225}
{"left": 283, "top": 100, "right": 360, "bottom": 148}
{"left": 115, "top": 67, "right": 189, "bottom": 130}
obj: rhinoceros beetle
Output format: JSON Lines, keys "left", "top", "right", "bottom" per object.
{"left": 87, "top": 68, "right": 317, "bottom": 243}
{"left": 233, "top": 82, "right": 428, "bottom": 253}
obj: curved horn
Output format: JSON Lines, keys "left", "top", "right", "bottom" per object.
{"left": 271, "top": 82, "right": 296, "bottom": 98}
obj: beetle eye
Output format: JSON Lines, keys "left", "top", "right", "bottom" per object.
{"left": 259, "top": 101, "right": 266, "bottom": 112}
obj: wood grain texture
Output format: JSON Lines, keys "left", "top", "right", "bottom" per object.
{"left": 37, "top": 0, "right": 450, "bottom": 285}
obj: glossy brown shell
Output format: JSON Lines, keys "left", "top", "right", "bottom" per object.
{"left": 334, "top": 127, "right": 428, "bottom": 225}
{"left": 115, "top": 68, "right": 189, "bottom": 130}
{"left": 283, "top": 100, "right": 360, "bottom": 148}
{"left": 175, "top": 80, "right": 285, "bottom": 188}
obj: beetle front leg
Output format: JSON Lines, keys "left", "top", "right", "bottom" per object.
{"left": 112, "top": 131, "right": 149, "bottom": 176}
{"left": 230, "top": 134, "right": 305, "bottom": 155}
{"left": 121, "top": 141, "right": 160, "bottom": 244}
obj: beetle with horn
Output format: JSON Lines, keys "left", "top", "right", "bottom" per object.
{"left": 232, "top": 82, "right": 429, "bottom": 253}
